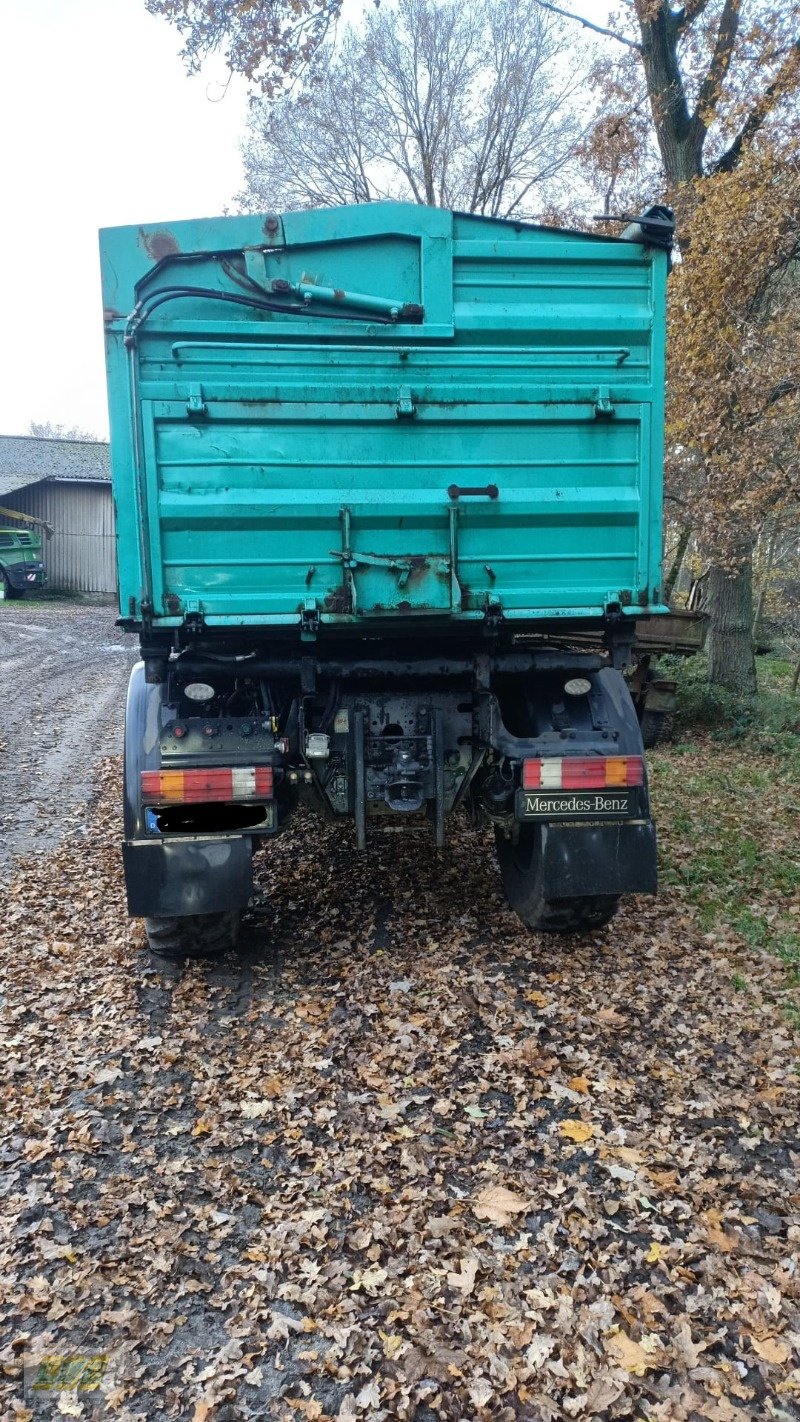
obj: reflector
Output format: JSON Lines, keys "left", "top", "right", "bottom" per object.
{"left": 184, "top": 682, "right": 215, "bottom": 702}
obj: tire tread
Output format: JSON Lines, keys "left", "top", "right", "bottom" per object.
{"left": 144, "top": 910, "right": 241, "bottom": 960}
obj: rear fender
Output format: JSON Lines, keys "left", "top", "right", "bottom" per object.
{"left": 513, "top": 667, "right": 657, "bottom": 898}
{"left": 123, "top": 661, "right": 168, "bottom": 838}
{"left": 122, "top": 662, "right": 253, "bottom": 917}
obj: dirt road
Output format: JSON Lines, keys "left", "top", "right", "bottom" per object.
{"left": 0, "top": 602, "right": 136, "bottom": 880}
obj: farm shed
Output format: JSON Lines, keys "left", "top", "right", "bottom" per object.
{"left": 0, "top": 435, "right": 115, "bottom": 594}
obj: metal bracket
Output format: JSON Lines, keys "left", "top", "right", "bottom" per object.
{"left": 187, "top": 384, "right": 207, "bottom": 418}
{"left": 184, "top": 609, "right": 205, "bottom": 636}
{"left": 300, "top": 599, "right": 320, "bottom": 642}
{"left": 353, "top": 710, "right": 366, "bottom": 851}
{"left": 482, "top": 597, "right": 504, "bottom": 631}
{"left": 330, "top": 546, "right": 449, "bottom": 589}
{"left": 433, "top": 709, "right": 445, "bottom": 848}
{"left": 594, "top": 388, "right": 614, "bottom": 419}
{"left": 396, "top": 387, "right": 416, "bottom": 419}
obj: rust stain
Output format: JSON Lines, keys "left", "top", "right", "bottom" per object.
{"left": 139, "top": 228, "right": 181, "bottom": 262}
{"left": 324, "top": 586, "right": 353, "bottom": 614}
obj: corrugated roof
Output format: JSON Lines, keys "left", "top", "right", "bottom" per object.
{"left": 0, "top": 435, "right": 111, "bottom": 497}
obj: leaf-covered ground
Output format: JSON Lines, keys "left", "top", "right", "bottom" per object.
{"left": 2, "top": 745, "right": 799, "bottom": 1422}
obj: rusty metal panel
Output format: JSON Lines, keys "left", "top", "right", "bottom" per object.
{"left": 0, "top": 481, "right": 116, "bottom": 593}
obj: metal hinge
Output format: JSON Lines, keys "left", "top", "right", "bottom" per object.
{"left": 594, "top": 388, "right": 615, "bottom": 419}
{"left": 187, "top": 384, "right": 207, "bottom": 418}
{"left": 396, "top": 387, "right": 416, "bottom": 419}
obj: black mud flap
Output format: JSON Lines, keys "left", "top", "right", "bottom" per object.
{"left": 541, "top": 820, "right": 657, "bottom": 899}
{"left": 123, "top": 835, "right": 253, "bottom": 917}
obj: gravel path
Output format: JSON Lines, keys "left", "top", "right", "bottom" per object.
{"left": 0, "top": 601, "right": 136, "bottom": 880}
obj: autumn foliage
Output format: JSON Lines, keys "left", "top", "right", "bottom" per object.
{"left": 666, "top": 146, "right": 800, "bottom": 565}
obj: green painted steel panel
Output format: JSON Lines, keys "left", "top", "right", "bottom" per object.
{"left": 99, "top": 203, "right": 668, "bottom": 630}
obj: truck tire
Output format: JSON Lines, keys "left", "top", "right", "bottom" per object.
{"left": 639, "top": 706, "right": 667, "bottom": 749}
{"left": 495, "top": 826, "right": 619, "bottom": 935}
{"left": 143, "top": 910, "right": 242, "bottom": 960}
{"left": 1, "top": 569, "right": 23, "bottom": 600}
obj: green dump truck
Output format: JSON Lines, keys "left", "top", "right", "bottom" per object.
{"left": 100, "top": 202, "right": 673, "bottom": 958}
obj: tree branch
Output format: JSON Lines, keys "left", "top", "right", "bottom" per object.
{"left": 711, "top": 36, "right": 800, "bottom": 173}
{"left": 689, "top": 0, "right": 740, "bottom": 147}
{"left": 674, "top": 0, "right": 714, "bottom": 29}
{"left": 764, "top": 378, "right": 799, "bottom": 409}
{"left": 531, "top": 0, "right": 641, "bottom": 50}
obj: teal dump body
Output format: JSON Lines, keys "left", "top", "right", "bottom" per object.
{"left": 100, "top": 204, "right": 668, "bottom": 632}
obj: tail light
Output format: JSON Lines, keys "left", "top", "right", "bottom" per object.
{"left": 522, "top": 756, "right": 644, "bottom": 790}
{"left": 141, "top": 766, "right": 274, "bottom": 804}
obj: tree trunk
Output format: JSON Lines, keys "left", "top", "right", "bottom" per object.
{"left": 706, "top": 555, "right": 758, "bottom": 695}
{"left": 752, "top": 515, "right": 780, "bottom": 646}
{"left": 664, "top": 521, "right": 692, "bottom": 603}
{"left": 635, "top": 3, "right": 701, "bottom": 184}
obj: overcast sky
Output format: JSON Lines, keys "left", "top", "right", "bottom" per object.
{"left": 0, "top": 0, "right": 249, "bottom": 439}
{"left": 0, "top": 0, "right": 610, "bottom": 441}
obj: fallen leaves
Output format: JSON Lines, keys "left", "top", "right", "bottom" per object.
{"left": 472, "top": 1185, "right": 530, "bottom": 1226}
{"left": 604, "top": 1329, "right": 662, "bottom": 1376}
{"left": 446, "top": 1255, "right": 479, "bottom": 1295}
{"left": 703, "top": 1207, "right": 737, "bottom": 1253}
{"left": 349, "top": 1266, "right": 388, "bottom": 1295}
{"left": 240, "top": 1099, "right": 273, "bottom": 1119}
{"left": 567, "top": 1075, "right": 590, "bottom": 1094}
{"left": 559, "top": 1119, "right": 596, "bottom": 1142}
{"left": 750, "top": 1334, "right": 790, "bottom": 1365}
{"left": 1, "top": 732, "right": 799, "bottom": 1422}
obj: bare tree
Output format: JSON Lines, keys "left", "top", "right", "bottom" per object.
{"left": 28, "top": 422, "right": 100, "bottom": 442}
{"left": 237, "top": 0, "right": 587, "bottom": 217}
{"left": 146, "top": 0, "right": 342, "bottom": 98}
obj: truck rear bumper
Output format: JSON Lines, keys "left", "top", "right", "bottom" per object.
{"left": 542, "top": 820, "right": 657, "bottom": 898}
{"left": 122, "top": 835, "right": 252, "bottom": 917}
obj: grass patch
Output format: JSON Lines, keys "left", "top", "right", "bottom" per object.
{"left": 661, "top": 653, "right": 800, "bottom": 755}
{"left": 0, "top": 588, "right": 109, "bottom": 608}
{"left": 651, "top": 736, "right": 800, "bottom": 1033}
